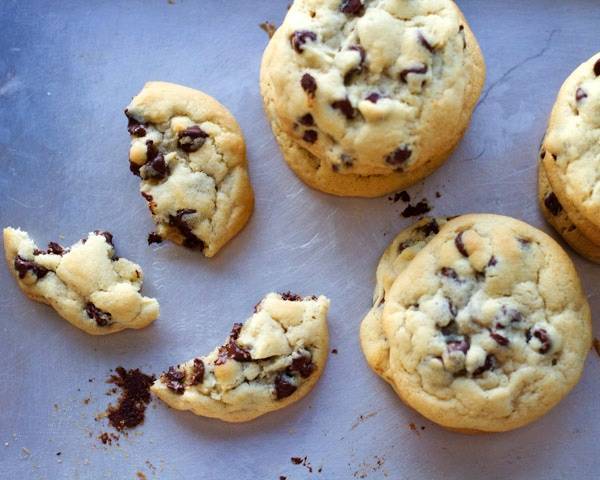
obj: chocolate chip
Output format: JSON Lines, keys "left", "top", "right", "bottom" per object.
{"left": 440, "top": 267, "right": 459, "bottom": 281}
{"left": 576, "top": 88, "right": 588, "bottom": 102}
{"left": 441, "top": 321, "right": 459, "bottom": 336}
{"left": 399, "top": 64, "right": 428, "bottom": 83}
{"left": 487, "top": 256, "right": 498, "bottom": 268}
{"left": 168, "top": 209, "right": 204, "bottom": 250}
{"left": 290, "top": 30, "right": 317, "bottom": 53}
{"left": 365, "top": 92, "right": 381, "bottom": 103}
{"left": 46, "top": 242, "right": 66, "bottom": 255}
{"left": 147, "top": 232, "right": 163, "bottom": 245}
{"left": 331, "top": 98, "right": 356, "bottom": 119}
{"left": 385, "top": 146, "right": 412, "bottom": 168}
{"left": 401, "top": 200, "right": 431, "bottom": 218}
{"left": 518, "top": 238, "right": 531, "bottom": 247}
{"left": 191, "top": 358, "right": 205, "bottom": 385}
{"left": 448, "top": 300, "right": 458, "bottom": 318}
{"left": 418, "top": 31, "right": 434, "bottom": 52}
{"left": 274, "top": 374, "right": 297, "bottom": 400}
{"left": 344, "top": 45, "right": 367, "bottom": 84}
{"left": 143, "top": 141, "right": 170, "bottom": 181}
{"left": 126, "top": 117, "right": 146, "bottom": 137}
{"left": 298, "top": 113, "right": 314, "bottom": 126}
{"left": 417, "top": 219, "right": 439, "bottom": 236}
{"left": 14, "top": 256, "right": 49, "bottom": 280}
{"left": 544, "top": 192, "right": 563, "bottom": 216}
{"left": 459, "top": 25, "right": 467, "bottom": 49}
{"left": 129, "top": 161, "right": 142, "bottom": 177}
{"left": 281, "top": 292, "right": 303, "bottom": 301}
{"left": 85, "top": 302, "right": 112, "bottom": 327}
{"left": 455, "top": 232, "right": 468, "bottom": 257}
{"left": 289, "top": 354, "right": 315, "bottom": 378}
{"left": 527, "top": 327, "right": 552, "bottom": 354}
{"left": 303, "top": 130, "right": 318, "bottom": 143}
{"left": 490, "top": 331, "right": 509, "bottom": 346}
{"left": 594, "top": 58, "right": 600, "bottom": 77}
{"left": 94, "top": 230, "right": 114, "bottom": 247}
{"left": 473, "top": 354, "right": 495, "bottom": 377}
{"left": 397, "top": 241, "right": 412, "bottom": 253}
{"left": 447, "top": 338, "right": 470, "bottom": 355}
{"left": 340, "top": 0, "right": 363, "bottom": 15}
{"left": 162, "top": 367, "right": 185, "bottom": 394}
{"left": 178, "top": 126, "right": 209, "bottom": 153}
{"left": 215, "top": 323, "right": 252, "bottom": 365}
{"left": 301, "top": 73, "right": 317, "bottom": 97}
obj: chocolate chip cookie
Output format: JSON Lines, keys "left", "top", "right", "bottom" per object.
{"left": 151, "top": 292, "right": 330, "bottom": 422}
{"left": 125, "top": 82, "right": 254, "bottom": 257}
{"left": 360, "top": 217, "right": 448, "bottom": 380}
{"left": 380, "top": 214, "right": 592, "bottom": 432}
{"left": 260, "top": 0, "right": 485, "bottom": 197}
{"left": 541, "top": 53, "right": 600, "bottom": 246}
{"left": 3, "top": 228, "right": 159, "bottom": 335}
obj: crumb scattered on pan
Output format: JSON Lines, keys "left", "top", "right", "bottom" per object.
{"left": 401, "top": 199, "right": 431, "bottom": 218}
{"left": 137, "top": 472, "right": 148, "bottom": 480}
{"left": 351, "top": 411, "right": 378, "bottom": 430}
{"left": 98, "top": 432, "right": 119, "bottom": 446}
{"left": 104, "top": 367, "right": 155, "bottom": 432}
{"left": 259, "top": 21, "right": 277, "bottom": 38}
{"left": 389, "top": 191, "right": 410, "bottom": 203}
{"left": 436, "top": 191, "right": 442, "bottom": 198}
{"left": 331, "top": 348, "right": 338, "bottom": 355}
{"left": 291, "top": 456, "right": 313, "bottom": 473}
{"left": 593, "top": 338, "right": 600, "bottom": 358}
{"left": 353, "top": 456, "right": 386, "bottom": 478}
{"left": 21, "top": 447, "right": 31, "bottom": 458}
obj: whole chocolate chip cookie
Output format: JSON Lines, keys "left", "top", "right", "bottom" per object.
{"left": 3, "top": 228, "right": 159, "bottom": 335}
{"left": 541, "top": 52, "right": 600, "bottom": 245}
{"left": 538, "top": 161, "right": 600, "bottom": 263}
{"left": 151, "top": 292, "right": 330, "bottom": 422}
{"left": 260, "top": 0, "right": 485, "bottom": 197}
{"left": 360, "top": 217, "right": 449, "bottom": 379}
{"left": 125, "top": 82, "right": 254, "bottom": 257}
{"left": 380, "top": 214, "right": 591, "bottom": 432}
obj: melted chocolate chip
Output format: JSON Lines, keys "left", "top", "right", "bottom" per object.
{"left": 455, "top": 232, "right": 468, "bottom": 257}
{"left": 459, "top": 25, "right": 467, "bottom": 49}
{"left": 344, "top": 45, "right": 367, "bottom": 84}
{"left": 417, "top": 219, "right": 439, "bottom": 236}
{"left": 143, "top": 141, "right": 169, "bottom": 180}
{"left": 289, "top": 354, "right": 315, "bottom": 378}
{"left": 301, "top": 73, "right": 317, "bottom": 97}
{"left": 126, "top": 117, "right": 146, "bottom": 137}
{"left": 147, "top": 232, "right": 163, "bottom": 245}
{"left": 365, "top": 92, "right": 381, "bottom": 103}
{"left": 178, "top": 126, "right": 209, "bottom": 153}
{"left": 162, "top": 367, "right": 186, "bottom": 394}
{"left": 447, "top": 338, "right": 470, "bottom": 355}
{"left": 440, "top": 267, "right": 459, "bottom": 281}
{"left": 418, "top": 31, "right": 434, "bottom": 52}
{"left": 527, "top": 328, "right": 552, "bottom": 354}
{"left": 441, "top": 321, "right": 459, "bottom": 336}
{"left": 85, "top": 302, "right": 112, "bottom": 327}
{"left": 281, "top": 292, "right": 303, "bottom": 301}
{"left": 576, "top": 88, "right": 588, "bottom": 102}
{"left": 401, "top": 200, "right": 431, "bottom": 218}
{"left": 303, "top": 130, "right": 318, "bottom": 143}
{"left": 544, "top": 192, "right": 563, "bottom": 216}
{"left": 290, "top": 30, "right": 317, "bottom": 53}
{"left": 94, "top": 230, "right": 114, "bottom": 247}
{"left": 215, "top": 323, "right": 252, "bottom": 365}
{"left": 594, "top": 58, "right": 600, "bottom": 77}
{"left": 274, "top": 374, "right": 297, "bottom": 400}
{"left": 106, "top": 367, "right": 155, "bottom": 432}
{"left": 490, "top": 331, "right": 509, "bottom": 346}
{"left": 331, "top": 98, "right": 356, "bottom": 119}
{"left": 191, "top": 358, "right": 205, "bottom": 385}
{"left": 472, "top": 354, "right": 495, "bottom": 377}
{"left": 487, "top": 256, "right": 498, "bottom": 268}
{"left": 397, "top": 241, "right": 412, "bottom": 253}
{"left": 385, "top": 146, "right": 412, "bottom": 168}
{"left": 399, "top": 64, "right": 428, "bottom": 83}
{"left": 340, "top": 0, "right": 363, "bottom": 15}
{"left": 46, "top": 242, "right": 66, "bottom": 255}
{"left": 14, "top": 256, "right": 49, "bottom": 280}
{"left": 298, "top": 113, "right": 314, "bottom": 126}
{"left": 168, "top": 209, "right": 204, "bottom": 250}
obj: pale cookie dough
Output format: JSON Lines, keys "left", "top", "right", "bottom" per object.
{"left": 260, "top": 0, "right": 485, "bottom": 197}
{"left": 3, "top": 228, "right": 159, "bottom": 335}
{"left": 152, "top": 292, "right": 330, "bottom": 422}
{"left": 125, "top": 81, "right": 254, "bottom": 257}
{"left": 542, "top": 53, "right": 600, "bottom": 245}
{"left": 360, "top": 217, "right": 448, "bottom": 380}
{"left": 538, "top": 161, "right": 600, "bottom": 264}
{"left": 381, "top": 214, "right": 592, "bottom": 432}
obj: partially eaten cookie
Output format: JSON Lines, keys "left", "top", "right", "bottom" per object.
{"left": 3, "top": 227, "right": 159, "bottom": 335}
{"left": 151, "top": 292, "right": 330, "bottom": 422}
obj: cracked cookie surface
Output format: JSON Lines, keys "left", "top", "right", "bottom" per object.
{"left": 260, "top": 0, "right": 485, "bottom": 197}
{"left": 360, "top": 217, "right": 448, "bottom": 379}
{"left": 151, "top": 292, "right": 329, "bottom": 422}
{"left": 542, "top": 53, "right": 600, "bottom": 245}
{"left": 381, "top": 214, "right": 591, "bottom": 432}
{"left": 3, "top": 227, "right": 159, "bottom": 335}
{"left": 125, "top": 81, "right": 254, "bottom": 257}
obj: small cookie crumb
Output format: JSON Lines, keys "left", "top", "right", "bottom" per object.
{"left": 259, "top": 21, "right": 277, "bottom": 38}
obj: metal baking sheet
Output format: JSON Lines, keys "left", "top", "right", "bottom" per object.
{"left": 1, "top": 1, "right": 599, "bottom": 478}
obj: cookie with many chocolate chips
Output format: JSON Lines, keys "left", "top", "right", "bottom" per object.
{"left": 260, "top": 0, "right": 485, "bottom": 197}
{"left": 538, "top": 161, "right": 600, "bottom": 264}
{"left": 360, "top": 217, "right": 448, "bottom": 380}
{"left": 125, "top": 82, "right": 254, "bottom": 257}
{"left": 380, "top": 214, "right": 591, "bottom": 432}
{"left": 151, "top": 293, "right": 329, "bottom": 422}
{"left": 541, "top": 53, "right": 600, "bottom": 246}
{"left": 3, "top": 228, "right": 159, "bottom": 335}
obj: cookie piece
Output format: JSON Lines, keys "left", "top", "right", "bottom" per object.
{"left": 381, "top": 214, "right": 592, "bottom": 432}
{"left": 260, "top": 0, "right": 485, "bottom": 197}
{"left": 538, "top": 161, "right": 600, "bottom": 263}
{"left": 360, "top": 217, "right": 448, "bottom": 380}
{"left": 125, "top": 81, "right": 254, "bottom": 257}
{"left": 3, "top": 228, "right": 159, "bottom": 335}
{"left": 152, "top": 292, "right": 329, "bottom": 422}
{"left": 542, "top": 53, "right": 600, "bottom": 245}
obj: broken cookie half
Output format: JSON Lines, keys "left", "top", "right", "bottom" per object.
{"left": 152, "top": 292, "right": 329, "bottom": 422}
{"left": 3, "top": 227, "right": 159, "bottom": 335}
{"left": 125, "top": 81, "right": 254, "bottom": 257}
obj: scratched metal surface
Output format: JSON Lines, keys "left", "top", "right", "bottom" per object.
{"left": 1, "top": 0, "right": 599, "bottom": 479}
